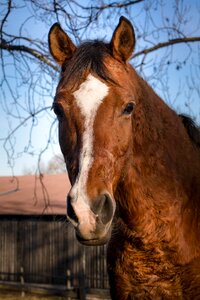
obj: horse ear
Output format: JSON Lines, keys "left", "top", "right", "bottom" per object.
{"left": 48, "top": 23, "right": 77, "bottom": 65}
{"left": 110, "top": 16, "right": 135, "bottom": 63}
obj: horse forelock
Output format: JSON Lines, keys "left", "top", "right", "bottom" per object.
{"left": 61, "top": 41, "right": 115, "bottom": 88}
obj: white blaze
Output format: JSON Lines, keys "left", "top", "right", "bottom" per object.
{"left": 71, "top": 74, "right": 109, "bottom": 211}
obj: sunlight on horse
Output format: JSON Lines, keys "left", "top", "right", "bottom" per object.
{"left": 49, "top": 16, "right": 200, "bottom": 299}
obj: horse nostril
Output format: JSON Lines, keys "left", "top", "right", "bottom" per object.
{"left": 93, "top": 194, "right": 115, "bottom": 225}
{"left": 101, "top": 194, "right": 115, "bottom": 224}
{"left": 67, "top": 195, "right": 79, "bottom": 226}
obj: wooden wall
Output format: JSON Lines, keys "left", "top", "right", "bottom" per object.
{"left": 0, "top": 215, "right": 109, "bottom": 290}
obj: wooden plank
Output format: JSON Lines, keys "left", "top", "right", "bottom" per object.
{"left": 78, "top": 246, "right": 86, "bottom": 300}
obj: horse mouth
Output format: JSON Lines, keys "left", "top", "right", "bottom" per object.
{"left": 76, "top": 232, "right": 110, "bottom": 246}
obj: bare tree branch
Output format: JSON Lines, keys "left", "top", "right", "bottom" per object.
{"left": 133, "top": 37, "right": 200, "bottom": 59}
{"left": 75, "top": 0, "right": 144, "bottom": 10}
{"left": 0, "top": 40, "right": 59, "bottom": 71}
{"left": 0, "top": 0, "right": 12, "bottom": 36}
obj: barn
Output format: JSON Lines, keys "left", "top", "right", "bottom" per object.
{"left": 0, "top": 174, "right": 110, "bottom": 299}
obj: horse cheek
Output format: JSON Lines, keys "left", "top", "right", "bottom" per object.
{"left": 58, "top": 121, "right": 78, "bottom": 183}
{"left": 115, "top": 120, "right": 132, "bottom": 157}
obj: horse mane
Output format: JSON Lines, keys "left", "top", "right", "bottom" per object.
{"left": 179, "top": 114, "right": 200, "bottom": 147}
{"left": 62, "top": 41, "right": 115, "bottom": 86}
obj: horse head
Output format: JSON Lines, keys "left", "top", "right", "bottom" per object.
{"left": 48, "top": 17, "right": 138, "bottom": 245}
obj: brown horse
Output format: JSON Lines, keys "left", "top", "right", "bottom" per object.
{"left": 48, "top": 17, "right": 200, "bottom": 299}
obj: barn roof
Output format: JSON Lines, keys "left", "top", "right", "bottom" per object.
{"left": 0, "top": 174, "right": 71, "bottom": 215}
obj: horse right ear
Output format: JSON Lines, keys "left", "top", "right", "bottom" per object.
{"left": 48, "top": 23, "right": 77, "bottom": 65}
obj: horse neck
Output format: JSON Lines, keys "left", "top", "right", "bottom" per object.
{"left": 115, "top": 75, "right": 200, "bottom": 247}
{"left": 131, "top": 76, "right": 200, "bottom": 198}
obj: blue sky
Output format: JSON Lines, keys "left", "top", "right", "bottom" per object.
{"left": 0, "top": 0, "right": 200, "bottom": 176}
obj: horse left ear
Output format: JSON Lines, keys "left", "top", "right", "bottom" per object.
{"left": 110, "top": 16, "right": 135, "bottom": 63}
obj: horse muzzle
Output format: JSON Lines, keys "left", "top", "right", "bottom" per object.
{"left": 66, "top": 192, "right": 115, "bottom": 245}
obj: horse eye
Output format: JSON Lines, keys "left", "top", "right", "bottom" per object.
{"left": 123, "top": 102, "right": 135, "bottom": 115}
{"left": 52, "top": 103, "right": 64, "bottom": 121}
